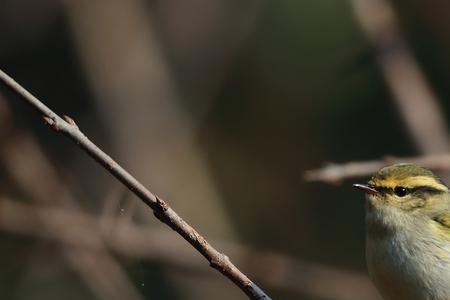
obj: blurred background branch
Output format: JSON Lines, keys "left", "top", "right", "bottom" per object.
{"left": 64, "top": 2, "right": 251, "bottom": 296}
{"left": 0, "top": 198, "right": 378, "bottom": 300}
{"left": 305, "top": 153, "right": 450, "bottom": 183}
{"left": 306, "top": 0, "right": 450, "bottom": 185}
{"left": 351, "top": 0, "right": 450, "bottom": 154}
{"left": 0, "top": 95, "right": 144, "bottom": 300}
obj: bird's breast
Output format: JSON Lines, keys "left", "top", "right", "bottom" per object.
{"left": 366, "top": 216, "right": 450, "bottom": 300}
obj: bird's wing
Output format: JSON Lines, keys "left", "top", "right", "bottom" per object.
{"left": 433, "top": 211, "right": 450, "bottom": 228}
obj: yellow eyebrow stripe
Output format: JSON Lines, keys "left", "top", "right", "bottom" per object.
{"left": 371, "top": 176, "right": 448, "bottom": 191}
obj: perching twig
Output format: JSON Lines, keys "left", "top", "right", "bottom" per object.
{"left": 304, "top": 154, "right": 450, "bottom": 184}
{"left": 0, "top": 69, "right": 271, "bottom": 300}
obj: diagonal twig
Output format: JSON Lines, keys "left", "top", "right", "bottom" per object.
{"left": 0, "top": 68, "right": 271, "bottom": 300}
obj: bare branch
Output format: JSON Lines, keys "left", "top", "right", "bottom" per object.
{"left": 0, "top": 69, "right": 271, "bottom": 300}
{"left": 304, "top": 154, "right": 450, "bottom": 183}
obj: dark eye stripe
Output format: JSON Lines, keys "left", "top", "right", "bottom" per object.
{"left": 370, "top": 185, "right": 446, "bottom": 196}
{"left": 410, "top": 186, "right": 446, "bottom": 195}
{"left": 371, "top": 186, "right": 391, "bottom": 194}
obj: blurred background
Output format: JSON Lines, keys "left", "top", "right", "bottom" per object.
{"left": 1, "top": 0, "right": 449, "bottom": 299}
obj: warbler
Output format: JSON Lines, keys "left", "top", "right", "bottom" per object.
{"left": 354, "top": 163, "right": 450, "bottom": 300}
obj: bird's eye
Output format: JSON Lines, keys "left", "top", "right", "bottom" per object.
{"left": 394, "top": 186, "right": 408, "bottom": 197}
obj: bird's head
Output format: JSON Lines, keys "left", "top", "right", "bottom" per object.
{"left": 354, "top": 163, "right": 449, "bottom": 212}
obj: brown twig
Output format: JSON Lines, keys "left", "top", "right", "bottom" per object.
{"left": 0, "top": 69, "right": 271, "bottom": 300}
{"left": 304, "top": 154, "right": 450, "bottom": 183}
{"left": 0, "top": 198, "right": 379, "bottom": 300}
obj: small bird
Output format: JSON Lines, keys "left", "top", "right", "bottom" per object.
{"left": 354, "top": 163, "right": 450, "bottom": 300}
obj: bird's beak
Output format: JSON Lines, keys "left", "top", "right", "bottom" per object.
{"left": 353, "top": 183, "right": 379, "bottom": 195}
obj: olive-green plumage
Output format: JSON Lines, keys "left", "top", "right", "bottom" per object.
{"left": 373, "top": 164, "right": 440, "bottom": 181}
{"left": 354, "top": 163, "right": 450, "bottom": 300}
